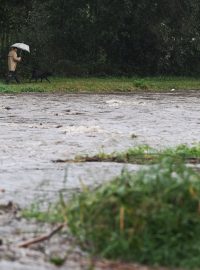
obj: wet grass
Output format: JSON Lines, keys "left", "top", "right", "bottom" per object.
{"left": 24, "top": 157, "right": 200, "bottom": 269}
{"left": 66, "top": 158, "right": 200, "bottom": 269}
{"left": 0, "top": 76, "right": 200, "bottom": 93}
{"left": 62, "top": 144, "right": 200, "bottom": 165}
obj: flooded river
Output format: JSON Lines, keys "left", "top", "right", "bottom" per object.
{"left": 0, "top": 91, "right": 200, "bottom": 207}
{"left": 0, "top": 91, "right": 200, "bottom": 270}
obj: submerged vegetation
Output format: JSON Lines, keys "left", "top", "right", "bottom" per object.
{"left": 1, "top": 76, "right": 200, "bottom": 93}
{"left": 72, "top": 144, "right": 200, "bottom": 165}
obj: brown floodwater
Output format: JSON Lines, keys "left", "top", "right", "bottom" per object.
{"left": 0, "top": 91, "right": 200, "bottom": 207}
{"left": 0, "top": 91, "right": 200, "bottom": 270}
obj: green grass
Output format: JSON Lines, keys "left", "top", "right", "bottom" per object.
{"left": 23, "top": 157, "right": 200, "bottom": 269}
{"left": 72, "top": 144, "right": 200, "bottom": 164}
{"left": 22, "top": 198, "right": 65, "bottom": 223}
{"left": 65, "top": 158, "right": 200, "bottom": 269}
{"left": 23, "top": 144, "right": 200, "bottom": 269}
{"left": 50, "top": 257, "right": 66, "bottom": 266}
{"left": 1, "top": 76, "right": 200, "bottom": 93}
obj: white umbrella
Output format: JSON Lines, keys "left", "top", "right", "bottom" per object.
{"left": 11, "top": 43, "right": 30, "bottom": 53}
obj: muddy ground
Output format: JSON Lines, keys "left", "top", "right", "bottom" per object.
{"left": 0, "top": 91, "right": 200, "bottom": 269}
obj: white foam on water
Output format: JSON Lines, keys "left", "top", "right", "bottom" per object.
{"left": 106, "top": 99, "right": 146, "bottom": 106}
{"left": 62, "top": 125, "right": 105, "bottom": 134}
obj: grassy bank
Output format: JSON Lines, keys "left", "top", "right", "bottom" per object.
{"left": 0, "top": 76, "right": 200, "bottom": 93}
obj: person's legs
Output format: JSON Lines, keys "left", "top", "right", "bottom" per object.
{"left": 14, "top": 71, "right": 20, "bottom": 83}
{"left": 6, "top": 71, "right": 20, "bottom": 84}
{"left": 5, "top": 71, "right": 14, "bottom": 84}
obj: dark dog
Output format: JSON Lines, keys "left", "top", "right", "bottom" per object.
{"left": 29, "top": 69, "right": 53, "bottom": 83}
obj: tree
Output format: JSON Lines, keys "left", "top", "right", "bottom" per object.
{"left": 1, "top": 0, "right": 200, "bottom": 76}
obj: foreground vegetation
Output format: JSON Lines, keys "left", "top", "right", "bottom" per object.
{"left": 65, "top": 158, "right": 200, "bottom": 269}
{"left": 24, "top": 158, "right": 200, "bottom": 269}
{"left": 1, "top": 76, "right": 200, "bottom": 93}
{"left": 24, "top": 144, "right": 200, "bottom": 269}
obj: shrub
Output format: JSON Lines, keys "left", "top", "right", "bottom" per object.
{"left": 54, "top": 60, "right": 89, "bottom": 76}
{"left": 67, "top": 158, "right": 200, "bottom": 268}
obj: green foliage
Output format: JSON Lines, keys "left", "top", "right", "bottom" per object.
{"left": 77, "top": 144, "right": 200, "bottom": 165}
{"left": 133, "top": 80, "right": 148, "bottom": 90}
{"left": 50, "top": 257, "right": 65, "bottom": 266}
{"left": 66, "top": 158, "right": 200, "bottom": 268}
{"left": 162, "top": 144, "right": 200, "bottom": 159}
{"left": 1, "top": 0, "right": 200, "bottom": 76}
{"left": 22, "top": 151, "right": 200, "bottom": 268}
{"left": 54, "top": 60, "right": 89, "bottom": 76}
{"left": 22, "top": 202, "right": 63, "bottom": 223}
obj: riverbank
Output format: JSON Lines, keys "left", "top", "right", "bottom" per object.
{"left": 0, "top": 76, "right": 200, "bottom": 93}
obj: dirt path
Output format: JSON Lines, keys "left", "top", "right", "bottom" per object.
{"left": 0, "top": 91, "right": 200, "bottom": 269}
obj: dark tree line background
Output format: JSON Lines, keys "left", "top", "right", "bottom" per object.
{"left": 1, "top": 0, "right": 200, "bottom": 77}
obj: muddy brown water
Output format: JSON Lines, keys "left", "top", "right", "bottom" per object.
{"left": 0, "top": 91, "right": 200, "bottom": 269}
{"left": 0, "top": 91, "right": 200, "bottom": 206}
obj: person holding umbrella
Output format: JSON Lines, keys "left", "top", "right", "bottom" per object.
{"left": 6, "top": 46, "right": 22, "bottom": 84}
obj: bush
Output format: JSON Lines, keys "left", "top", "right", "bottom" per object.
{"left": 88, "top": 63, "right": 122, "bottom": 76}
{"left": 54, "top": 60, "right": 89, "bottom": 76}
{"left": 67, "top": 158, "right": 200, "bottom": 268}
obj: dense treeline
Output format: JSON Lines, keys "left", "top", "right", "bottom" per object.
{"left": 1, "top": 0, "right": 200, "bottom": 77}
